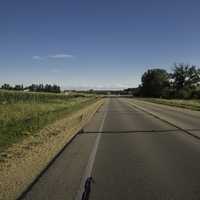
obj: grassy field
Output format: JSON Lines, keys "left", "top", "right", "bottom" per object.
{"left": 0, "top": 90, "right": 98, "bottom": 152}
{"left": 140, "top": 98, "right": 200, "bottom": 111}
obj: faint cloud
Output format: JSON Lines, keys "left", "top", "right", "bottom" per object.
{"left": 51, "top": 69, "right": 61, "bottom": 73}
{"left": 32, "top": 54, "right": 73, "bottom": 61}
{"left": 48, "top": 54, "right": 73, "bottom": 59}
{"left": 32, "top": 56, "right": 43, "bottom": 60}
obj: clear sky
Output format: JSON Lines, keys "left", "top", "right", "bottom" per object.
{"left": 1, "top": 0, "right": 200, "bottom": 90}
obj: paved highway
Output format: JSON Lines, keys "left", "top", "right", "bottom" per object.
{"left": 21, "top": 98, "right": 200, "bottom": 200}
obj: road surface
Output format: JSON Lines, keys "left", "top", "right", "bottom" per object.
{"left": 21, "top": 98, "right": 200, "bottom": 200}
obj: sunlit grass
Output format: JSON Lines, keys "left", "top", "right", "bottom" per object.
{"left": 0, "top": 90, "right": 97, "bottom": 151}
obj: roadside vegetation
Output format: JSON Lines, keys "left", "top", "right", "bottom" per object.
{"left": 139, "top": 98, "right": 200, "bottom": 111}
{"left": 121, "top": 63, "right": 200, "bottom": 110}
{"left": 124, "top": 63, "right": 200, "bottom": 99}
{"left": 1, "top": 83, "right": 61, "bottom": 93}
{"left": 0, "top": 90, "right": 98, "bottom": 152}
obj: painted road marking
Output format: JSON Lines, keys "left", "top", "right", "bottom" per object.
{"left": 75, "top": 99, "right": 109, "bottom": 200}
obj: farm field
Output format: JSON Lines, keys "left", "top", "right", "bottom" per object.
{"left": 139, "top": 98, "right": 200, "bottom": 111}
{"left": 0, "top": 90, "right": 98, "bottom": 152}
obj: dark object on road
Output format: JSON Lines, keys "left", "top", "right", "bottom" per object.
{"left": 81, "top": 177, "right": 93, "bottom": 200}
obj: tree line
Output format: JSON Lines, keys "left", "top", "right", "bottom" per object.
{"left": 125, "top": 63, "right": 200, "bottom": 99}
{"left": 1, "top": 83, "right": 61, "bottom": 93}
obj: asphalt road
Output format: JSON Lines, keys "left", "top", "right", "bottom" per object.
{"left": 126, "top": 98, "right": 200, "bottom": 137}
{"left": 21, "top": 98, "right": 200, "bottom": 200}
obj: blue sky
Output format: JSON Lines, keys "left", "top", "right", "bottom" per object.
{"left": 1, "top": 0, "right": 200, "bottom": 89}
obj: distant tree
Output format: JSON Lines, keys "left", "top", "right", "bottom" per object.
{"left": 44, "top": 84, "right": 51, "bottom": 92}
{"left": 172, "top": 63, "right": 200, "bottom": 90}
{"left": 141, "top": 68, "right": 170, "bottom": 97}
{"left": 89, "top": 89, "right": 95, "bottom": 94}
{"left": 0, "top": 83, "right": 61, "bottom": 93}
{"left": 122, "top": 88, "right": 140, "bottom": 96}
{"left": 132, "top": 85, "right": 143, "bottom": 97}
{"left": 52, "top": 84, "right": 61, "bottom": 93}
{"left": 1, "top": 83, "right": 12, "bottom": 90}
{"left": 38, "top": 84, "right": 44, "bottom": 92}
{"left": 13, "top": 84, "right": 23, "bottom": 91}
{"left": 29, "top": 84, "right": 37, "bottom": 92}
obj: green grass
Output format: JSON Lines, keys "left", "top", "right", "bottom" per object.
{"left": 0, "top": 90, "right": 98, "bottom": 152}
{"left": 140, "top": 98, "right": 200, "bottom": 111}
{"left": 0, "top": 89, "right": 91, "bottom": 103}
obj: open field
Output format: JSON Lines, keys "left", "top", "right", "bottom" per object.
{"left": 0, "top": 90, "right": 98, "bottom": 152}
{"left": 137, "top": 98, "right": 200, "bottom": 111}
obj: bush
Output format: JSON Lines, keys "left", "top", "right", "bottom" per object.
{"left": 191, "top": 89, "right": 200, "bottom": 99}
{"left": 175, "top": 88, "right": 193, "bottom": 99}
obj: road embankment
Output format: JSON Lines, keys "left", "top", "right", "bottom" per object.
{"left": 0, "top": 98, "right": 104, "bottom": 200}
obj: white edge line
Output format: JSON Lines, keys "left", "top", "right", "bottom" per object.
{"left": 74, "top": 99, "right": 109, "bottom": 200}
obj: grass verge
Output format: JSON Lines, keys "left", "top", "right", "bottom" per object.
{"left": 0, "top": 98, "right": 104, "bottom": 200}
{"left": 139, "top": 98, "right": 200, "bottom": 111}
{"left": 0, "top": 90, "right": 98, "bottom": 152}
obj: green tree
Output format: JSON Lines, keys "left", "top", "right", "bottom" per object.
{"left": 14, "top": 84, "right": 23, "bottom": 91}
{"left": 141, "top": 68, "right": 170, "bottom": 97}
{"left": 172, "top": 63, "right": 200, "bottom": 90}
{"left": 1, "top": 83, "right": 12, "bottom": 90}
